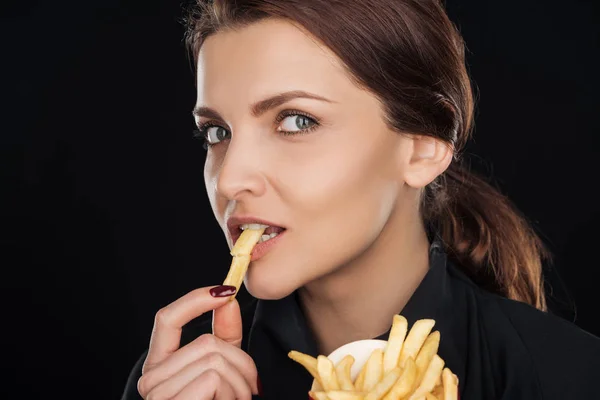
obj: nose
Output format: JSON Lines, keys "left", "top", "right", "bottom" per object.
{"left": 215, "top": 136, "right": 266, "bottom": 201}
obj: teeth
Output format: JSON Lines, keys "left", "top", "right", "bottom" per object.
{"left": 257, "top": 231, "right": 280, "bottom": 243}
{"left": 240, "top": 223, "right": 269, "bottom": 231}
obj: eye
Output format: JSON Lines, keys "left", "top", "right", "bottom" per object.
{"left": 200, "top": 124, "right": 231, "bottom": 147}
{"left": 207, "top": 126, "right": 230, "bottom": 143}
{"left": 276, "top": 113, "right": 318, "bottom": 134}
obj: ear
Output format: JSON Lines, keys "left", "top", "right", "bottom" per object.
{"left": 402, "top": 135, "right": 453, "bottom": 189}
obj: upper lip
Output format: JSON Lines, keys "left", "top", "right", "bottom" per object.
{"left": 226, "top": 215, "right": 286, "bottom": 244}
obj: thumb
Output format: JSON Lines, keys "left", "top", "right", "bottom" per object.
{"left": 212, "top": 298, "right": 243, "bottom": 348}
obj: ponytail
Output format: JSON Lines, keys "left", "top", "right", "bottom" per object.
{"left": 423, "top": 162, "right": 549, "bottom": 310}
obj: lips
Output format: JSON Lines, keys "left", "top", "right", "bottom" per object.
{"left": 250, "top": 229, "right": 286, "bottom": 261}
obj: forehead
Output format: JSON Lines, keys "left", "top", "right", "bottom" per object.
{"left": 195, "top": 19, "right": 352, "bottom": 108}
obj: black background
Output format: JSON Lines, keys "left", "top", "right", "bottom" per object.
{"left": 2, "top": 0, "right": 599, "bottom": 398}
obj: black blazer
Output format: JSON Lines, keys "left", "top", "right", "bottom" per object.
{"left": 122, "top": 238, "right": 600, "bottom": 399}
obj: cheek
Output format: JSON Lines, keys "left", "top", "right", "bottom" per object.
{"left": 280, "top": 128, "right": 401, "bottom": 264}
{"left": 283, "top": 129, "right": 399, "bottom": 219}
{"left": 244, "top": 130, "right": 402, "bottom": 298}
{"left": 204, "top": 153, "right": 225, "bottom": 219}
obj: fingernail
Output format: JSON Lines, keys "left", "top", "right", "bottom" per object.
{"left": 257, "top": 376, "right": 263, "bottom": 396}
{"left": 209, "top": 285, "right": 236, "bottom": 297}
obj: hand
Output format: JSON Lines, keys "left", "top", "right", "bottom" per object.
{"left": 137, "top": 285, "right": 259, "bottom": 399}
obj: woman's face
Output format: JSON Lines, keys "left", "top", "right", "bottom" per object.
{"left": 195, "top": 19, "right": 416, "bottom": 300}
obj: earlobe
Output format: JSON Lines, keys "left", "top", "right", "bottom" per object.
{"left": 403, "top": 136, "right": 453, "bottom": 188}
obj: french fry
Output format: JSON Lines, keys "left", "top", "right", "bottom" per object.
{"left": 312, "top": 379, "right": 325, "bottom": 392}
{"left": 222, "top": 255, "right": 250, "bottom": 300}
{"left": 288, "top": 350, "right": 322, "bottom": 387}
{"left": 432, "top": 384, "right": 445, "bottom": 400}
{"left": 230, "top": 227, "right": 265, "bottom": 256}
{"left": 362, "top": 348, "right": 384, "bottom": 392}
{"left": 223, "top": 227, "right": 266, "bottom": 300}
{"left": 382, "top": 356, "right": 417, "bottom": 400}
{"left": 425, "top": 394, "right": 439, "bottom": 400}
{"left": 318, "top": 355, "right": 341, "bottom": 391}
{"left": 310, "top": 391, "right": 331, "bottom": 400}
{"left": 336, "top": 355, "right": 356, "bottom": 391}
{"left": 383, "top": 315, "right": 408, "bottom": 374}
{"left": 326, "top": 391, "right": 366, "bottom": 400}
{"left": 409, "top": 354, "right": 445, "bottom": 400}
{"left": 354, "top": 361, "right": 367, "bottom": 392}
{"left": 415, "top": 331, "right": 440, "bottom": 381}
{"left": 442, "top": 368, "right": 458, "bottom": 400}
{"left": 365, "top": 367, "right": 402, "bottom": 400}
{"left": 398, "top": 319, "right": 436, "bottom": 368}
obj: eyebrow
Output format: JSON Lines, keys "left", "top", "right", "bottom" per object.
{"left": 192, "top": 90, "right": 334, "bottom": 120}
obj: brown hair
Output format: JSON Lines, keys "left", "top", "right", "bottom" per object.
{"left": 182, "top": 0, "right": 549, "bottom": 310}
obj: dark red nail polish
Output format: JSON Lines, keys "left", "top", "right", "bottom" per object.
{"left": 209, "top": 285, "right": 236, "bottom": 297}
{"left": 257, "top": 376, "right": 263, "bottom": 396}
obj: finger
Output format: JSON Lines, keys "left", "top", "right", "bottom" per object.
{"left": 138, "top": 333, "right": 258, "bottom": 396}
{"left": 212, "top": 297, "right": 243, "bottom": 347}
{"left": 171, "top": 370, "right": 237, "bottom": 400}
{"left": 145, "top": 352, "right": 253, "bottom": 400}
{"left": 143, "top": 286, "right": 236, "bottom": 372}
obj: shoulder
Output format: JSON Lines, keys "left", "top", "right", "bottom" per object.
{"left": 454, "top": 267, "right": 600, "bottom": 398}
{"left": 492, "top": 294, "right": 600, "bottom": 368}
{"left": 120, "top": 298, "right": 258, "bottom": 400}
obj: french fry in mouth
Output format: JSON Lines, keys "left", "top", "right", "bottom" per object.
{"left": 222, "top": 226, "right": 266, "bottom": 300}
{"left": 230, "top": 226, "right": 267, "bottom": 256}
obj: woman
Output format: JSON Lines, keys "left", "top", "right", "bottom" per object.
{"left": 122, "top": 0, "right": 600, "bottom": 398}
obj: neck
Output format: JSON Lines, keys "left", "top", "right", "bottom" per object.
{"left": 297, "top": 204, "right": 431, "bottom": 356}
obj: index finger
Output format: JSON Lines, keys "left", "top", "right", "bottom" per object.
{"left": 143, "top": 285, "right": 236, "bottom": 372}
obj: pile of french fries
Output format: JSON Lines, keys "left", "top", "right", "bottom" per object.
{"left": 289, "top": 315, "right": 458, "bottom": 400}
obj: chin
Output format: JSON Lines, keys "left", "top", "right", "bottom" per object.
{"left": 243, "top": 267, "right": 297, "bottom": 300}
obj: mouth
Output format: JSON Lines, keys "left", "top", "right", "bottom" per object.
{"left": 240, "top": 223, "right": 285, "bottom": 243}
{"left": 227, "top": 218, "right": 287, "bottom": 248}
